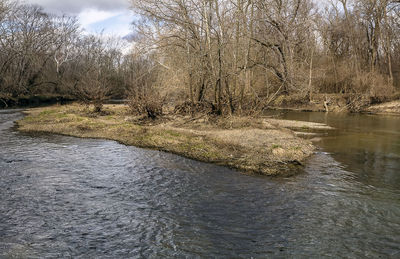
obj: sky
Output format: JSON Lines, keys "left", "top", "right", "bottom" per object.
{"left": 24, "top": 0, "right": 134, "bottom": 37}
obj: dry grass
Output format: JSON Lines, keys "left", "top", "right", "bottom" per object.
{"left": 266, "top": 119, "right": 334, "bottom": 130}
{"left": 366, "top": 100, "right": 400, "bottom": 115}
{"left": 17, "top": 103, "right": 317, "bottom": 176}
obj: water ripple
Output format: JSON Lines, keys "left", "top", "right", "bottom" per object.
{"left": 0, "top": 111, "right": 399, "bottom": 258}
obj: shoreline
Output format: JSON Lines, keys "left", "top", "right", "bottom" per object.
{"left": 269, "top": 94, "right": 400, "bottom": 115}
{"left": 15, "top": 104, "right": 330, "bottom": 176}
{"left": 3, "top": 94, "right": 399, "bottom": 116}
{"left": 363, "top": 100, "right": 400, "bottom": 115}
{"left": 0, "top": 95, "right": 75, "bottom": 109}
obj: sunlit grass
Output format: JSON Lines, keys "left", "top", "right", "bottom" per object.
{"left": 17, "top": 104, "right": 316, "bottom": 176}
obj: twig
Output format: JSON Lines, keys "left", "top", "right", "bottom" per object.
{"left": 0, "top": 98, "right": 8, "bottom": 108}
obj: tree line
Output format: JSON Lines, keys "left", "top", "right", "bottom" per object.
{"left": 0, "top": 0, "right": 146, "bottom": 111}
{"left": 1, "top": 0, "right": 399, "bottom": 114}
{"left": 131, "top": 0, "right": 400, "bottom": 114}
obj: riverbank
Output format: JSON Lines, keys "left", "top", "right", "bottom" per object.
{"left": 0, "top": 95, "right": 75, "bottom": 109}
{"left": 364, "top": 100, "right": 400, "bottom": 115}
{"left": 270, "top": 93, "right": 400, "bottom": 115}
{"left": 16, "top": 104, "right": 326, "bottom": 176}
{"left": 270, "top": 94, "right": 347, "bottom": 112}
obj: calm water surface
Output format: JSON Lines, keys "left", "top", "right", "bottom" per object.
{"left": 0, "top": 110, "right": 399, "bottom": 258}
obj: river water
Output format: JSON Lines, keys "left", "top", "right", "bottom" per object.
{"left": 0, "top": 110, "right": 399, "bottom": 258}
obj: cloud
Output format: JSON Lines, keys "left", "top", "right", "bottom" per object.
{"left": 78, "top": 9, "right": 120, "bottom": 28}
{"left": 24, "top": 0, "right": 134, "bottom": 38}
{"left": 25, "top": 0, "right": 130, "bottom": 14}
{"left": 83, "top": 10, "right": 134, "bottom": 36}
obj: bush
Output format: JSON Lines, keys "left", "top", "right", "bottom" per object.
{"left": 127, "top": 96, "right": 163, "bottom": 119}
{"left": 174, "top": 101, "right": 216, "bottom": 115}
{"left": 345, "top": 71, "right": 395, "bottom": 111}
{"left": 272, "top": 94, "right": 308, "bottom": 107}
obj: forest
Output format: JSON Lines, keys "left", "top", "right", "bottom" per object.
{"left": 1, "top": 0, "right": 399, "bottom": 114}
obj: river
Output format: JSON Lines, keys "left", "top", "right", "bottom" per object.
{"left": 0, "top": 110, "right": 399, "bottom": 258}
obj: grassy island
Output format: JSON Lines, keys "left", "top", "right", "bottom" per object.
{"left": 15, "top": 104, "right": 330, "bottom": 176}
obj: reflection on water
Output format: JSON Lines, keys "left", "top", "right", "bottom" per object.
{"left": 275, "top": 111, "right": 400, "bottom": 190}
{"left": 0, "top": 110, "right": 399, "bottom": 258}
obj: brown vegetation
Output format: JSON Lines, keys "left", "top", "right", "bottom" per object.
{"left": 365, "top": 100, "right": 400, "bottom": 114}
{"left": 17, "top": 104, "right": 319, "bottom": 176}
{"left": 128, "top": 0, "right": 400, "bottom": 114}
{"left": 0, "top": 1, "right": 134, "bottom": 110}
{"left": 1, "top": 0, "right": 399, "bottom": 113}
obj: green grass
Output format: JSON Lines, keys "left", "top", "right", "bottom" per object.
{"left": 272, "top": 144, "right": 282, "bottom": 149}
{"left": 39, "top": 110, "right": 57, "bottom": 116}
{"left": 163, "top": 130, "right": 182, "bottom": 137}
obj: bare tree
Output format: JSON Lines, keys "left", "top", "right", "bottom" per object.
{"left": 2, "top": 0, "right": 399, "bottom": 112}
{"left": 69, "top": 35, "right": 124, "bottom": 112}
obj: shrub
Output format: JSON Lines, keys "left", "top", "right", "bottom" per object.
{"left": 127, "top": 95, "right": 164, "bottom": 119}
